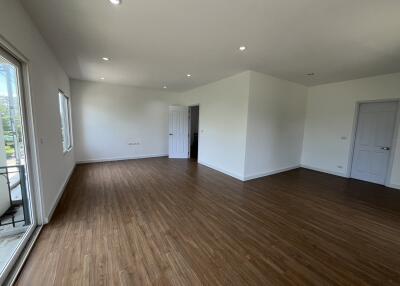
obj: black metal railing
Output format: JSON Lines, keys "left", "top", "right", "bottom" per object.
{"left": 0, "top": 165, "right": 30, "bottom": 227}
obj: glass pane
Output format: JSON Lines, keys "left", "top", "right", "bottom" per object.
{"left": 0, "top": 54, "right": 33, "bottom": 277}
{"left": 59, "top": 92, "right": 71, "bottom": 151}
{"left": 66, "top": 99, "right": 71, "bottom": 149}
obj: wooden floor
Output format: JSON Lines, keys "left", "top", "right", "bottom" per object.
{"left": 16, "top": 158, "right": 400, "bottom": 285}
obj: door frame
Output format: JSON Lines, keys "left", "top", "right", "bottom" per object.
{"left": 347, "top": 99, "right": 400, "bottom": 187}
{"left": 188, "top": 104, "right": 200, "bottom": 159}
{"left": 0, "top": 35, "right": 44, "bottom": 284}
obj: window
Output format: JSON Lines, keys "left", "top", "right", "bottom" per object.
{"left": 58, "top": 91, "right": 72, "bottom": 152}
{"left": 0, "top": 45, "right": 36, "bottom": 283}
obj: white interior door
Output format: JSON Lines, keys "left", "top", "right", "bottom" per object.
{"left": 169, "top": 106, "right": 189, "bottom": 159}
{"left": 351, "top": 101, "right": 398, "bottom": 185}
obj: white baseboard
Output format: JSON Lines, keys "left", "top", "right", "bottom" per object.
{"left": 198, "top": 162, "right": 302, "bottom": 182}
{"left": 386, "top": 183, "right": 400, "bottom": 190}
{"left": 300, "top": 164, "right": 348, "bottom": 178}
{"left": 44, "top": 164, "right": 76, "bottom": 224}
{"left": 301, "top": 164, "right": 400, "bottom": 190}
{"left": 76, "top": 153, "right": 168, "bottom": 164}
{"left": 198, "top": 160, "right": 245, "bottom": 181}
{"left": 244, "top": 165, "right": 300, "bottom": 181}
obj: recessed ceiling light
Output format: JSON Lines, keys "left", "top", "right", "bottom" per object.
{"left": 163, "top": 86, "right": 167, "bottom": 89}
{"left": 100, "top": 77, "right": 105, "bottom": 80}
{"left": 102, "top": 57, "right": 110, "bottom": 61}
{"left": 186, "top": 74, "right": 192, "bottom": 78}
{"left": 109, "top": 0, "right": 121, "bottom": 5}
{"left": 239, "top": 46, "right": 247, "bottom": 51}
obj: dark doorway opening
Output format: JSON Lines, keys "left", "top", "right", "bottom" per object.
{"left": 189, "top": 105, "right": 199, "bottom": 160}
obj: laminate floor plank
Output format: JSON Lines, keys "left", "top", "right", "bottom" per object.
{"left": 16, "top": 158, "right": 400, "bottom": 285}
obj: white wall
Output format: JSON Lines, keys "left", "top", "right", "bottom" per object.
{"left": 179, "top": 72, "right": 250, "bottom": 180}
{"left": 0, "top": 3, "right": 397, "bottom": 228}
{"left": 0, "top": 0, "right": 75, "bottom": 222}
{"left": 71, "top": 80, "right": 179, "bottom": 162}
{"left": 73, "top": 71, "right": 400, "bottom": 189}
{"left": 244, "top": 71, "right": 307, "bottom": 180}
{"left": 302, "top": 73, "right": 400, "bottom": 188}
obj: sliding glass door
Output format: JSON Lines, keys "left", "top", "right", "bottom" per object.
{"left": 0, "top": 47, "right": 37, "bottom": 284}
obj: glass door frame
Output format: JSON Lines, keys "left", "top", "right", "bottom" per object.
{"left": 0, "top": 39, "right": 43, "bottom": 284}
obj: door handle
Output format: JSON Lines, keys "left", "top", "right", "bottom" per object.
{"left": 381, "top": 147, "right": 390, "bottom": 150}
{"left": 169, "top": 133, "right": 173, "bottom": 136}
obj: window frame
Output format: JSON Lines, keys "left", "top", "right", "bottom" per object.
{"left": 58, "top": 90, "right": 73, "bottom": 153}
{"left": 0, "top": 43, "right": 38, "bottom": 285}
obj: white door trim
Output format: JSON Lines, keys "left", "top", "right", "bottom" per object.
{"left": 347, "top": 99, "right": 400, "bottom": 187}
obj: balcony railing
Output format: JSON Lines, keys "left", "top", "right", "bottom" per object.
{"left": 0, "top": 165, "right": 30, "bottom": 227}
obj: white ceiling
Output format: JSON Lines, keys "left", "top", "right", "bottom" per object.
{"left": 21, "top": 0, "right": 400, "bottom": 91}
